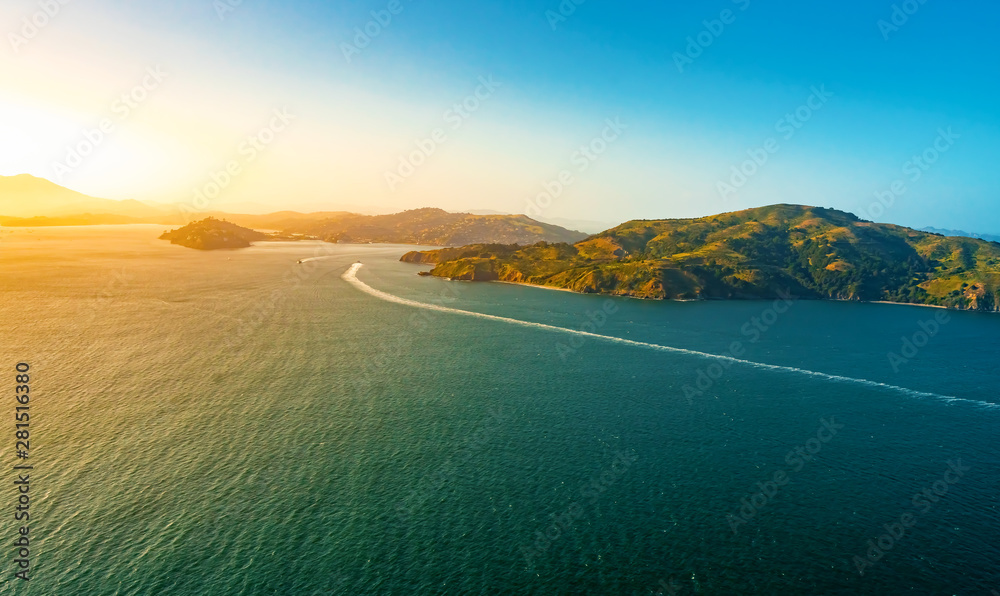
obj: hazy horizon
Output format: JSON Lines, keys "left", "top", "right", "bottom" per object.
{"left": 3, "top": 172, "right": 1000, "bottom": 239}
{"left": 3, "top": 1, "right": 999, "bottom": 233}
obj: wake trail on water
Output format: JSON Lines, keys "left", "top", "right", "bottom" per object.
{"left": 342, "top": 263, "right": 999, "bottom": 411}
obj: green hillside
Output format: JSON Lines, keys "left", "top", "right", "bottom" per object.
{"left": 402, "top": 204, "right": 1000, "bottom": 311}
{"left": 276, "top": 208, "right": 586, "bottom": 246}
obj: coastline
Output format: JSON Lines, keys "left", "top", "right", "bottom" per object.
{"left": 493, "top": 280, "right": 581, "bottom": 294}
{"left": 867, "top": 300, "right": 949, "bottom": 310}
{"left": 427, "top": 275, "right": 996, "bottom": 313}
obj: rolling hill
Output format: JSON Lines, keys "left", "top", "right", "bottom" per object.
{"left": 265, "top": 208, "right": 587, "bottom": 246}
{"left": 921, "top": 226, "right": 1000, "bottom": 243}
{"left": 0, "top": 176, "right": 585, "bottom": 245}
{"left": 402, "top": 204, "right": 1000, "bottom": 311}
{"left": 0, "top": 174, "right": 169, "bottom": 219}
{"left": 159, "top": 218, "right": 269, "bottom": 250}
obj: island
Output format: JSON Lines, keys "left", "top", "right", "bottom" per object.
{"left": 159, "top": 217, "right": 269, "bottom": 250}
{"left": 401, "top": 204, "right": 1000, "bottom": 312}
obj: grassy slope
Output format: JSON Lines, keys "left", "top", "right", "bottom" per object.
{"left": 403, "top": 204, "right": 1000, "bottom": 311}
{"left": 279, "top": 208, "right": 587, "bottom": 246}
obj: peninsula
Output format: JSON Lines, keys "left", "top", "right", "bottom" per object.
{"left": 402, "top": 204, "right": 1000, "bottom": 312}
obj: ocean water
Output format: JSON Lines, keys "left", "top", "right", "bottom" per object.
{"left": 0, "top": 225, "right": 997, "bottom": 595}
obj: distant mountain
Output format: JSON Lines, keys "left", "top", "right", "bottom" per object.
{"left": 533, "top": 215, "right": 619, "bottom": 235}
{"left": 160, "top": 218, "right": 268, "bottom": 250}
{"left": 0, "top": 214, "right": 150, "bottom": 226}
{"left": 921, "top": 226, "right": 1000, "bottom": 243}
{"left": 403, "top": 204, "right": 1000, "bottom": 312}
{"left": 268, "top": 208, "right": 587, "bottom": 246}
{"left": 457, "top": 209, "right": 617, "bottom": 234}
{"left": 0, "top": 174, "right": 169, "bottom": 219}
{"left": 0, "top": 176, "right": 585, "bottom": 246}
{"left": 221, "top": 211, "right": 354, "bottom": 231}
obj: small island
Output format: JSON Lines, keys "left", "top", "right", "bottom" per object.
{"left": 402, "top": 204, "right": 1000, "bottom": 312}
{"left": 160, "top": 217, "right": 268, "bottom": 250}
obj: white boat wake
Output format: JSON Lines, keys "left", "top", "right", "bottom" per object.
{"left": 343, "top": 263, "right": 998, "bottom": 410}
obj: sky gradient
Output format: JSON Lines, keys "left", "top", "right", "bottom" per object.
{"left": 2, "top": 0, "right": 998, "bottom": 231}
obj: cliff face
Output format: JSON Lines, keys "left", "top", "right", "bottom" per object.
{"left": 962, "top": 284, "right": 1000, "bottom": 312}
{"left": 430, "top": 259, "right": 501, "bottom": 281}
{"left": 400, "top": 251, "right": 439, "bottom": 265}
{"left": 402, "top": 204, "right": 1000, "bottom": 310}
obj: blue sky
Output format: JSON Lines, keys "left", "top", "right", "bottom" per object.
{"left": 2, "top": 0, "right": 998, "bottom": 231}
